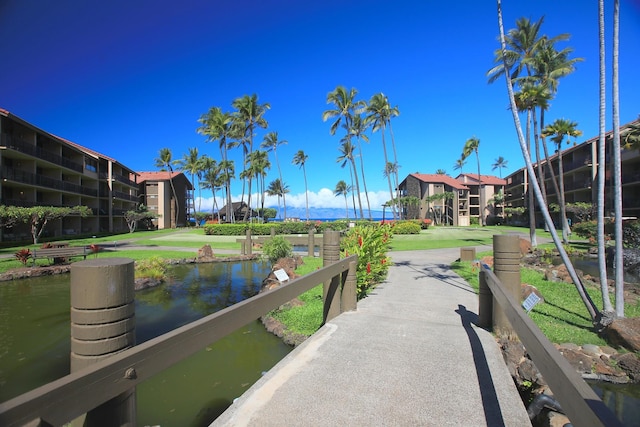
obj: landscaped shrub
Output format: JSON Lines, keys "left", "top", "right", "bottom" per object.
{"left": 572, "top": 220, "right": 598, "bottom": 241}
{"left": 135, "top": 256, "right": 169, "bottom": 281}
{"left": 420, "top": 219, "right": 432, "bottom": 229}
{"left": 341, "top": 224, "right": 392, "bottom": 298}
{"left": 262, "top": 235, "right": 293, "bottom": 263}
{"left": 390, "top": 221, "right": 421, "bottom": 235}
{"left": 622, "top": 220, "right": 640, "bottom": 248}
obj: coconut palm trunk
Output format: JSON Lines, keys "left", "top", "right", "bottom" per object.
{"left": 497, "top": 0, "right": 600, "bottom": 322}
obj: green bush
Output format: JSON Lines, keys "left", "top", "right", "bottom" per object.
{"left": 622, "top": 220, "right": 640, "bottom": 248}
{"left": 262, "top": 235, "right": 293, "bottom": 263}
{"left": 390, "top": 221, "right": 422, "bottom": 235}
{"left": 572, "top": 220, "right": 597, "bottom": 241}
{"left": 135, "top": 256, "right": 168, "bottom": 280}
{"left": 341, "top": 224, "right": 392, "bottom": 298}
{"left": 204, "top": 224, "right": 246, "bottom": 235}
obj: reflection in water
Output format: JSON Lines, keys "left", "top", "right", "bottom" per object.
{"left": 0, "top": 260, "right": 292, "bottom": 426}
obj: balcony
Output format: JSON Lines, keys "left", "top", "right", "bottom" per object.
{"left": 1, "top": 166, "right": 98, "bottom": 197}
{"left": 1, "top": 134, "right": 83, "bottom": 173}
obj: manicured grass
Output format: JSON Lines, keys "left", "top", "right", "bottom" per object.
{"left": 451, "top": 253, "right": 640, "bottom": 346}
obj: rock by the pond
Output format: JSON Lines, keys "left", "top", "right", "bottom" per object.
{"left": 603, "top": 317, "right": 640, "bottom": 352}
{"left": 197, "top": 244, "right": 215, "bottom": 261}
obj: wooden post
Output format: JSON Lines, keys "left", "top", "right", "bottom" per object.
{"left": 270, "top": 227, "right": 276, "bottom": 237}
{"left": 70, "top": 258, "right": 136, "bottom": 427}
{"left": 307, "top": 228, "right": 315, "bottom": 257}
{"left": 245, "top": 228, "right": 252, "bottom": 255}
{"left": 322, "top": 230, "right": 341, "bottom": 323}
{"left": 341, "top": 259, "right": 357, "bottom": 313}
{"left": 492, "top": 234, "right": 521, "bottom": 336}
{"left": 478, "top": 269, "right": 493, "bottom": 329}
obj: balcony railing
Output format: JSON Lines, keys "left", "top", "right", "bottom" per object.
{"left": 1, "top": 166, "right": 98, "bottom": 197}
{"left": 1, "top": 134, "right": 83, "bottom": 173}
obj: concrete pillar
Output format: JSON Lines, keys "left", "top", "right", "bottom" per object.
{"left": 322, "top": 230, "right": 341, "bottom": 323}
{"left": 478, "top": 269, "right": 493, "bottom": 329}
{"left": 245, "top": 229, "right": 252, "bottom": 255}
{"left": 341, "top": 260, "right": 357, "bottom": 313}
{"left": 270, "top": 227, "right": 276, "bottom": 237}
{"left": 70, "top": 258, "right": 136, "bottom": 426}
{"left": 492, "top": 234, "right": 521, "bottom": 336}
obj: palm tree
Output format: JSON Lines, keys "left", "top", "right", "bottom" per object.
{"left": 462, "top": 137, "right": 484, "bottom": 226}
{"left": 365, "top": 93, "right": 399, "bottom": 220}
{"left": 334, "top": 180, "right": 350, "bottom": 219}
{"left": 349, "top": 113, "right": 373, "bottom": 219}
{"left": 435, "top": 169, "right": 447, "bottom": 175}
{"left": 292, "top": 150, "right": 310, "bottom": 221}
{"left": 154, "top": 148, "right": 179, "bottom": 228}
{"left": 453, "top": 157, "right": 466, "bottom": 174}
{"left": 199, "top": 156, "right": 221, "bottom": 217}
{"left": 323, "top": 86, "right": 365, "bottom": 219}
{"left": 496, "top": 0, "right": 600, "bottom": 323}
{"left": 491, "top": 156, "right": 508, "bottom": 178}
{"left": 266, "top": 178, "right": 289, "bottom": 220}
{"left": 622, "top": 121, "right": 640, "bottom": 150}
{"left": 197, "top": 107, "right": 235, "bottom": 222}
{"left": 249, "top": 150, "right": 271, "bottom": 218}
{"left": 261, "top": 131, "right": 287, "bottom": 219}
{"left": 337, "top": 139, "right": 360, "bottom": 219}
{"left": 542, "top": 118, "right": 582, "bottom": 244}
{"left": 174, "top": 147, "right": 200, "bottom": 226}
{"left": 232, "top": 94, "right": 270, "bottom": 221}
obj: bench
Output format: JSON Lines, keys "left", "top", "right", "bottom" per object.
{"left": 32, "top": 246, "right": 89, "bottom": 265}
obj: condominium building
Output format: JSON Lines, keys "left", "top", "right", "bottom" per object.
{"left": 397, "top": 173, "right": 506, "bottom": 226}
{"left": 137, "top": 171, "right": 193, "bottom": 229}
{"left": 503, "top": 119, "right": 640, "bottom": 225}
{"left": 0, "top": 108, "right": 138, "bottom": 242}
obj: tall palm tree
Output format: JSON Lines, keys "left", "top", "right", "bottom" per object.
{"left": 261, "top": 131, "right": 287, "bottom": 219}
{"left": 453, "top": 157, "right": 466, "bottom": 174}
{"left": 462, "top": 137, "right": 484, "bottom": 226}
{"left": 154, "top": 147, "right": 178, "bottom": 228}
{"left": 292, "top": 150, "right": 310, "bottom": 221}
{"left": 337, "top": 139, "right": 360, "bottom": 219}
{"left": 496, "top": 0, "right": 600, "bottom": 323}
{"left": 542, "top": 118, "right": 582, "bottom": 244}
{"left": 197, "top": 107, "right": 235, "bottom": 223}
{"left": 199, "top": 155, "right": 220, "bottom": 217}
{"left": 175, "top": 147, "right": 200, "bottom": 226}
{"left": 232, "top": 94, "right": 270, "bottom": 221}
{"left": 491, "top": 157, "right": 508, "bottom": 178}
{"left": 266, "top": 178, "right": 288, "bottom": 220}
{"left": 349, "top": 113, "right": 373, "bottom": 219}
{"left": 334, "top": 180, "right": 350, "bottom": 219}
{"left": 365, "top": 93, "right": 398, "bottom": 220}
{"left": 435, "top": 169, "right": 447, "bottom": 175}
{"left": 323, "top": 86, "right": 365, "bottom": 219}
{"left": 249, "top": 150, "right": 271, "bottom": 218}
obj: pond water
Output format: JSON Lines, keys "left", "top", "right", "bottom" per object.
{"left": 0, "top": 260, "right": 292, "bottom": 426}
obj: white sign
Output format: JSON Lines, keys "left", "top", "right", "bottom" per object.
{"left": 273, "top": 268, "right": 290, "bottom": 283}
{"left": 522, "top": 293, "right": 541, "bottom": 313}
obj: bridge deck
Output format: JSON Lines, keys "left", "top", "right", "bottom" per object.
{"left": 212, "top": 248, "right": 531, "bottom": 426}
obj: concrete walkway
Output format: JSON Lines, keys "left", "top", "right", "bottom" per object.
{"left": 212, "top": 247, "right": 531, "bottom": 426}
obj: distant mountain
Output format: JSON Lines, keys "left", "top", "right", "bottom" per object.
{"left": 272, "top": 207, "right": 385, "bottom": 221}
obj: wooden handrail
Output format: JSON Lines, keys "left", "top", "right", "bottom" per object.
{"left": 480, "top": 265, "right": 622, "bottom": 427}
{"left": 0, "top": 255, "right": 357, "bottom": 427}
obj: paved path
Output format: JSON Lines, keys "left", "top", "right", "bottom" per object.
{"left": 212, "top": 247, "right": 531, "bottom": 426}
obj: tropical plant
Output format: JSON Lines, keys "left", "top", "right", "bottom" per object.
{"left": 154, "top": 147, "right": 178, "bottom": 228}
{"left": 349, "top": 113, "right": 372, "bottom": 219}
{"left": 262, "top": 235, "right": 293, "bottom": 264}
{"left": 323, "top": 86, "right": 365, "bottom": 219}
{"left": 266, "top": 178, "right": 288, "bottom": 220}
{"left": 453, "top": 157, "right": 466, "bottom": 174}
{"left": 232, "top": 94, "right": 270, "bottom": 221}
{"left": 14, "top": 248, "right": 31, "bottom": 266}
{"left": 496, "top": 0, "right": 601, "bottom": 324}
{"left": 261, "top": 131, "right": 287, "bottom": 219}
{"left": 435, "top": 169, "right": 447, "bottom": 175}
{"left": 292, "top": 150, "right": 310, "bottom": 221}
{"left": 334, "top": 180, "right": 351, "bottom": 219}
{"left": 365, "top": 93, "right": 400, "bottom": 220}
{"left": 462, "top": 137, "right": 484, "bottom": 226}
{"left": 542, "top": 118, "right": 582, "bottom": 244}
{"left": 124, "top": 205, "right": 156, "bottom": 233}
{"left": 249, "top": 150, "right": 271, "bottom": 217}
{"left": 337, "top": 139, "right": 360, "bottom": 219}
{"left": 491, "top": 156, "right": 509, "bottom": 178}
{"left": 135, "top": 256, "right": 168, "bottom": 281}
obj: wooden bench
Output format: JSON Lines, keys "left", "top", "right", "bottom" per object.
{"left": 32, "top": 246, "right": 89, "bottom": 265}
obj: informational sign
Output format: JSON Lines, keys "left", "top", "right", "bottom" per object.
{"left": 522, "top": 293, "right": 541, "bottom": 313}
{"left": 274, "top": 268, "right": 290, "bottom": 283}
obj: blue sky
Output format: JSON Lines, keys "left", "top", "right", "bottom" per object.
{"left": 1, "top": 0, "right": 639, "bottom": 215}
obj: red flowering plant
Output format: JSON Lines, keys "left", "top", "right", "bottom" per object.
{"left": 15, "top": 248, "right": 32, "bottom": 266}
{"left": 340, "top": 224, "right": 392, "bottom": 299}
{"left": 89, "top": 244, "right": 101, "bottom": 259}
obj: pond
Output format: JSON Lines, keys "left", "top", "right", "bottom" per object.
{"left": 0, "top": 260, "right": 293, "bottom": 426}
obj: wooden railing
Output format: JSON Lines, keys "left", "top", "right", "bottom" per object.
{"left": 0, "top": 231, "right": 357, "bottom": 427}
{"left": 479, "top": 235, "right": 622, "bottom": 427}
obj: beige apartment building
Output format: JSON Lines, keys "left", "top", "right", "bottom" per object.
{"left": 0, "top": 108, "right": 139, "bottom": 242}
{"left": 503, "top": 119, "right": 640, "bottom": 225}
{"left": 137, "top": 171, "right": 192, "bottom": 229}
{"left": 398, "top": 173, "right": 506, "bottom": 226}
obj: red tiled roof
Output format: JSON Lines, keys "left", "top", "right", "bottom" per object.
{"left": 456, "top": 173, "right": 506, "bottom": 186}
{"left": 409, "top": 173, "right": 469, "bottom": 190}
{"left": 137, "top": 171, "right": 185, "bottom": 182}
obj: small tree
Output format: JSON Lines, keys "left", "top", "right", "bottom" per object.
{"left": 124, "top": 205, "right": 156, "bottom": 233}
